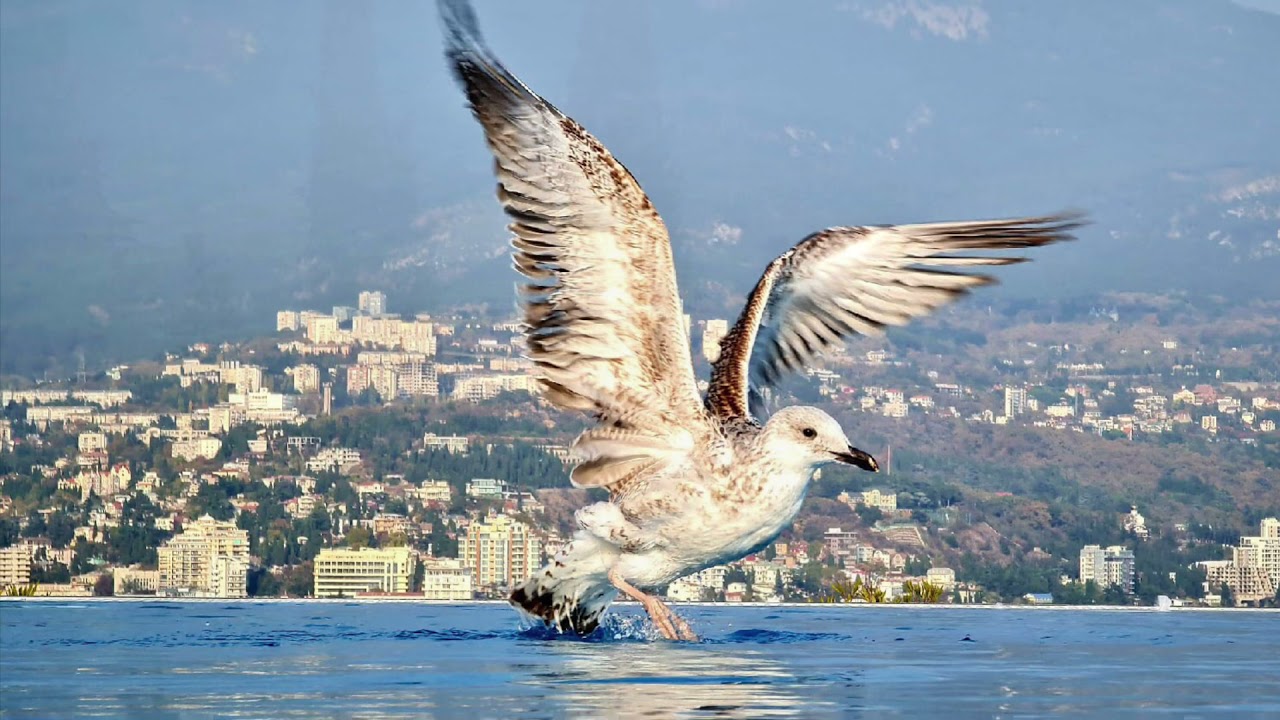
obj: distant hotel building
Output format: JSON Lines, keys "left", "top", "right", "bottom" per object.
{"left": 838, "top": 488, "right": 897, "bottom": 513}
{"left": 407, "top": 480, "right": 453, "bottom": 507}
{"left": 702, "top": 319, "right": 729, "bottom": 363}
{"left": 2, "top": 389, "right": 133, "bottom": 408}
{"left": 452, "top": 374, "right": 533, "bottom": 402}
{"left": 423, "top": 433, "right": 469, "bottom": 454}
{"left": 313, "top": 547, "right": 417, "bottom": 597}
{"left": 306, "top": 447, "right": 362, "bottom": 474}
{"left": 459, "top": 514, "right": 542, "bottom": 592}
{"left": 421, "top": 557, "right": 475, "bottom": 600}
{"left": 466, "top": 478, "right": 506, "bottom": 500}
{"left": 1078, "top": 544, "right": 1135, "bottom": 594}
{"left": 1200, "top": 517, "right": 1279, "bottom": 604}
{"left": 277, "top": 310, "right": 301, "bottom": 332}
{"left": 158, "top": 515, "right": 250, "bottom": 597}
{"left": 358, "top": 290, "right": 387, "bottom": 316}
{"left": 0, "top": 545, "right": 34, "bottom": 589}
{"left": 289, "top": 364, "right": 321, "bottom": 394}
{"left": 1004, "top": 386, "right": 1028, "bottom": 418}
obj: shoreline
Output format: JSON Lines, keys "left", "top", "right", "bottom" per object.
{"left": 1, "top": 596, "right": 1275, "bottom": 612}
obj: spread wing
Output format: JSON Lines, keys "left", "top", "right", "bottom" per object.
{"left": 440, "top": 0, "right": 705, "bottom": 493}
{"left": 705, "top": 213, "right": 1085, "bottom": 421}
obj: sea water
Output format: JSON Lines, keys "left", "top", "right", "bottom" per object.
{"left": 1, "top": 600, "right": 1276, "bottom": 718}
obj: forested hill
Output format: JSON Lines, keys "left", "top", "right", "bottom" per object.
{"left": 3, "top": 0, "right": 1278, "bottom": 375}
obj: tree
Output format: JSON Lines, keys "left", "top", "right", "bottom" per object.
{"left": 283, "top": 562, "right": 314, "bottom": 597}
{"left": 345, "top": 526, "right": 372, "bottom": 550}
{"left": 248, "top": 567, "right": 282, "bottom": 597}
{"left": 30, "top": 562, "right": 71, "bottom": 584}
{"left": 855, "top": 505, "right": 884, "bottom": 525}
{"left": 411, "top": 562, "right": 425, "bottom": 593}
{"left": 1219, "top": 583, "right": 1235, "bottom": 608}
{"left": 904, "top": 556, "right": 932, "bottom": 576}
{"left": 46, "top": 512, "right": 76, "bottom": 549}
{"left": 0, "top": 517, "right": 19, "bottom": 547}
{"left": 21, "top": 510, "right": 47, "bottom": 538}
{"left": 93, "top": 574, "right": 114, "bottom": 596}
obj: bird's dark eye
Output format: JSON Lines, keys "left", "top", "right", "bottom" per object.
{"left": 802, "top": 427, "right": 817, "bottom": 439}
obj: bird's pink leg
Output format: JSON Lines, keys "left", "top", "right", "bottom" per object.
{"left": 608, "top": 567, "right": 698, "bottom": 641}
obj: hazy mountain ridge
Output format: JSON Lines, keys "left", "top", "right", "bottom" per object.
{"left": 1, "top": 0, "right": 1276, "bottom": 374}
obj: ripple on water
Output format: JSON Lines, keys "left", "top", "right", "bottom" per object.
{"left": 718, "top": 629, "right": 853, "bottom": 644}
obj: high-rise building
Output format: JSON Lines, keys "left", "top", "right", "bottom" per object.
{"left": 313, "top": 547, "right": 417, "bottom": 597}
{"left": 459, "top": 514, "right": 542, "bottom": 591}
{"left": 332, "top": 305, "right": 357, "bottom": 324}
{"left": 358, "top": 290, "right": 387, "bottom": 316}
{"left": 306, "top": 315, "right": 341, "bottom": 345}
{"left": 157, "top": 515, "right": 250, "bottom": 597}
{"left": 290, "top": 364, "right": 322, "bottom": 394}
{"left": 1103, "top": 546, "right": 1136, "bottom": 594}
{"left": 702, "top": 319, "right": 729, "bottom": 363}
{"left": 1079, "top": 544, "right": 1135, "bottom": 594}
{"left": 277, "top": 310, "right": 301, "bottom": 332}
{"left": 1004, "top": 386, "right": 1028, "bottom": 418}
{"left": 397, "top": 362, "right": 439, "bottom": 398}
{"left": 1078, "top": 544, "right": 1106, "bottom": 585}
{"left": 1208, "top": 517, "right": 1280, "bottom": 603}
{"left": 0, "top": 545, "right": 34, "bottom": 589}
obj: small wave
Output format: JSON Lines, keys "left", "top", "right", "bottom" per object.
{"left": 391, "top": 628, "right": 506, "bottom": 642}
{"left": 717, "top": 629, "right": 851, "bottom": 644}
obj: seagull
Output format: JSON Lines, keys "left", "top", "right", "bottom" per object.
{"left": 439, "top": 0, "right": 1083, "bottom": 640}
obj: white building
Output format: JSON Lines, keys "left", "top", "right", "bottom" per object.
{"left": 172, "top": 437, "right": 223, "bottom": 462}
{"left": 409, "top": 480, "right": 453, "bottom": 506}
{"left": 702, "top": 319, "right": 729, "bottom": 363}
{"left": 313, "top": 547, "right": 417, "bottom": 597}
{"left": 306, "top": 315, "right": 341, "bottom": 345}
{"left": 289, "top": 364, "right": 321, "bottom": 394}
{"left": 423, "top": 433, "right": 469, "bottom": 454}
{"left": 0, "top": 545, "right": 34, "bottom": 589}
{"left": 1205, "top": 517, "right": 1280, "bottom": 603}
{"left": 421, "top": 557, "right": 474, "bottom": 600}
{"left": 78, "top": 431, "right": 108, "bottom": 453}
{"left": 1004, "top": 386, "right": 1028, "bottom": 418}
{"left": 452, "top": 374, "right": 533, "bottom": 402}
{"left": 306, "top": 447, "right": 362, "bottom": 474}
{"left": 1079, "top": 544, "right": 1135, "bottom": 594}
{"left": 466, "top": 478, "right": 506, "bottom": 499}
{"left": 277, "top": 310, "right": 301, "bottom": 332}
{"left": 358, "top": 290, "right": 387, "bottom": 316}
{"left": 926, "top": 567, "right": 957, "bottom": 590}
{"left": 458, "top": 514, "right": 542, "bottom": 591}
{"left": 158, "top": 515, "right": 250, "bottom": 597}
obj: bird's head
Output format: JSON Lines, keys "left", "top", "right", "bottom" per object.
{"left": 762, "top": 406, "right": 879, "bottom": 473}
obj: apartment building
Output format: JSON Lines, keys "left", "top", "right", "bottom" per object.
{"left": 157, "top": 515, "right": 250, "bottom": 597}
{"left": 459, "top": 514, "right": 542, "bottom": 591}
{"left": 421, "top": 557, "right": 475, "bottom": 600}
{"left": 313, "top": 547, "right": 417, "bottom": 597}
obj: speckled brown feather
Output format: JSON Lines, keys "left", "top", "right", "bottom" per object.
{"left": 707, "top": 214, "right": 1085, "bottom": 422}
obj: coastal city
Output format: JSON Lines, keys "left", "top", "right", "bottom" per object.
{"left": 1, "top": 290, "right": 1277, "bottom": 607}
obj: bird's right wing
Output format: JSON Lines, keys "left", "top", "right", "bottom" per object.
{"left": 440, "top": 1, "right": 706, "bottom": 493}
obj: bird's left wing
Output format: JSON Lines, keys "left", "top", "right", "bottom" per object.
{"left": 706, "top": 214, "right": 1085, "bottom": 421}
{"left": 440, "top": 1, "right": 707, "bottom": 493}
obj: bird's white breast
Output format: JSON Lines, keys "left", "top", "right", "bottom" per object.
{"left": 617, "top": 458, "right": 812, "bottom": 588}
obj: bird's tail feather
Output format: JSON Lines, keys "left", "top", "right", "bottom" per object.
{"left": 509, "top": 534, "right": 617, "bottom": 635}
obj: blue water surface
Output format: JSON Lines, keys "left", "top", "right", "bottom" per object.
{"left": 1, "top": 601, "right": 1277, "bottom": 719}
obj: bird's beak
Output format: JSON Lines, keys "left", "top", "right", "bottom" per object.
{"left": 832, "top": 446, "right": 879, "bottom": 472}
